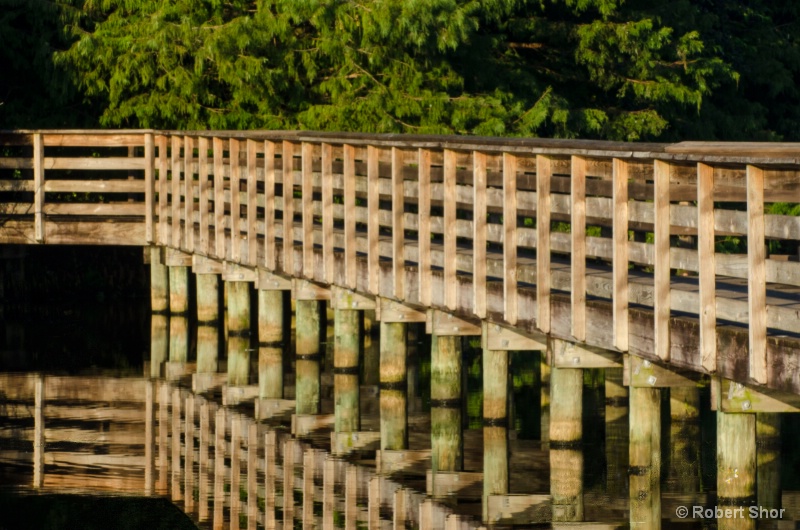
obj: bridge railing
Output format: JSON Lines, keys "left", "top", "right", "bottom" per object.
{"left": 1, "top": 130, "right": 799, "bottom": 388}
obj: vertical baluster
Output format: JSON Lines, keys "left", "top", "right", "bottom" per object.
{"left": 367, "top": 145, "right": 380, "bottom": 293}
{"left": 231, "top": 138, "right": 242, "bottom": 262}
{"left": 158, "top": 383, "right": 168, "bottom": 494}
{"left": 33, "top": 375, "right": 44, "bottom": 487}
{"left": 747, "top": 164, "right": 767, "bottom": 383}
{"left": 247, "top": 139, "right": 258, "bottom": 266}
{"left": 231, "top": 417, "right": 241, "bottom": 529}
{"left": 198, "top": 137, "right": 210, "bottom": 255}
{"left": 303, "top": 450, "right": 315, "bottom": 528}
{"left": 302, "top": 142, "right": 314, "bottom": 278}
{"left": 570, "top": 156, "right": 586, "bottom": 341}
{"left": 172, "top": 136, "right": 182, "bottom": 248}
{"left": 145, "top": 133, "right": 155, "bottom": 244}
{"left": 612, "top": 158, "right": 629, "bottom": 351}
{"left": 322, "top": 143, "right": 334, "bottom": 283}
{"left": 443, "top": 150, "right": 457, "bottom": 310}
{"left": 264, "top": 141, "right": 276, "bottom": 270}
{"left": 344, "top": 144, "right": 357, "bottom": 289}
{"left": 282, "top": 141, "right": 295, "bottom": 275}
{"left": 697, "top": 162, "right": 716, "bottom": 371}
{"left": 247, "top": 423, "right": 258, "bottom": 530}
{"left": 654, "top": 160, "right": 671, "bottom": 361}
{"left": 213, "top": 137, "right": 225, "bottom": 259}
{"left": 472, "top": 151, "right": 487, "bottom": 319}
{"left": 537, "top": 154, "right": 551, "bottom": 332}
{"left": 172, "top": 388, "right": 182, "bottom": 502}
{"left": 392, "top": 147, "right": 405, "bottom": 298}
{"left": 33, "top": 133, "right": 44, "bottom": 243}
{"left": 418, "top": 149, "right": 432, "bottom": 306}
{"left": 184, "top": 135, "right": 195, "bottom": 253}
{"left": 265, "top": 431, "right": 277, "bottom": 530}
{"left": 145, "top": 380, "right": 155, "bottom": 496}
{"left": 503, "top": 153, "right": 517, "bottom": 325}
{"left": 199, "top": 401, "right": 210, "bottom": 522}
{"left": 213, "top": 408, "right": 225, "bottom": 530}
{"left": 158, "top": 136, "right": 169, "bottom": 245}
{"left": 185, "top": 394, "right": 195, "bottom": 513}
{"left": 283, "top": 439, "right": 296, "bottom": 530}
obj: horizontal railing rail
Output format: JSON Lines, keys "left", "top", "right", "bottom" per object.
{"left": 1, "top": 130, "right": 799, "bottom": 389}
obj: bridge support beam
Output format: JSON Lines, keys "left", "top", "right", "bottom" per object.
{"left": 482, "top": 347, "right": 508, "bottom": 522}
{"left": 226, "top": 281, "right": 251, "bottom": 386}
{"left": 296, "top": 299, "right": 322, "bottom": 415}
{"left": 380, "top": 321, "right": 408, "bottom": 450}
{"left": 549, "top": 358, "right": 584, "bottom": 522}
{"left": 629, "top": 385, "right": 661, "bottom": 530}
{"left": 258, "top": 289, "right": 286, "bottom": 400}
{"left": 334, "top": 308, "right": 361, "bottom": 433}
{"left": 431, "top": 333, "right": 463, "bottom": 472}
{"left": 717, "top": 411, "right": 756, "bottom": 530}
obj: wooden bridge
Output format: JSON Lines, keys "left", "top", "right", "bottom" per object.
{"left": 2, "top": 129, "right": 800, "bottom": 529}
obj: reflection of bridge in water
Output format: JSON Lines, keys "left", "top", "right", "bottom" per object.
{"left": 2, "top": 130, "right": 800, "bottom": 528}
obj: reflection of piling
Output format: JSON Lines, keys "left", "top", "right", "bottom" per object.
{"left": 169, "top": 317, "right": 189, "bottom": 363}
{"left": 295, "top": 300, "right": 321, "bottom": 415}
{"left": 549, "top": 364, "right": 583, "bottom": 522}
{"left": 605, "top": 368, "right": 629, "bottom": 495}
{"left": 184, "top": 395, "right": 195, "bottom": 514}
{"left": 258, "top": 290, "right": 285, "bottom": 399}
{"left": 757, "top": 412, "right": 781, "bottom": 510}
{"left": 264, "top": 431, "right": 277, "bottom": 530}
{"left": 334, "top": 309, "right": 361, "bottom": 433}
{"left": 145, "top": 380, "right": 155, "bottom": 496}
{"left": 483, "top": 348, "right": 508, "bottom": 522}
{"left": 247, "top": 423, "right": 258, "bottom": 530}
{"left": 158, "top": 383, "right": 169, "bottom": 495}
{"left": 667, "top": 387, "right": 700, "bottom": 493}
{"left": 540, "top": 357, "right": 551, "bottom": 448}
{"left": 227, "top": 282, "right": 251, "bottom": 386}
{"left": 380, "top": 321, "right": 407, "bottom": 450}
{"left": 197, "top": 325, "right": 219, "bottom": 374}
{"left": 171, "top": 388, "right": 182, "bottom": 502}
{"left": 169, "top": 266, "right": 189, "bottom": 315}
{"left": 431, "top": 334, "right": 462, "bottom": 472}
{"left": 150, "top": 315, "right": 168, "bottom": 378}
{"left": 196, "top": 273, "right": 219, "bottom": 323}
{"left": 362, "top": 310, "right": 380, "bottom": 386}
{"left": 717, "top": 411, "right": 756, "bottom": 530}
{"left": 213, "top": 408, "right": 225, "bottom": 530}
{"left": 199, "top": 401, "right": 210, "bottom": 522}
{"left": 629, "top": 386, "right": 661, "bottom": 530}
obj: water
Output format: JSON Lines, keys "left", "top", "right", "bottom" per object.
{"left": 1, "top": 247, "right": 800, "bottom": 529}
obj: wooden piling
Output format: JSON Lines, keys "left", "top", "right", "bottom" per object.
{"left": 629, "top": 386, "right": 661, "bottom": 530}
{"left": 483, "top": 349, "right": 508, "bottom": 522}
{"left": 549, "top": 364, "right": 583, "bottom": 522}
{"left": 363, "top": 310, "right": 380, "bottom": 385}
{"left": 380, "top": 321, "right": 407, "bottom": 450}
{"left": 151, "top": 251, "right": 169, "bottom": 313}
{"left": 756, "top": 413, "right": 781, "bottom": 510}
{"left": 150, "top": 314, "right": 168, "bottom": 378}
{"left": 334, "top": 309, "right": 361, "bottom": 432}
{"left": 295, "top": 300, "right": 321, "bottom": 415}
{"left": 667, "top": 387, "right": 700, "bottom": 493}
{"left": 196, "top": 273, "right": 219, "bottom": 323}
{"left": 227, "top": 281, "right": 251, "bottom": 386}
{"left": 717, "top": 411, "right": 756, "bottom": 530}
{"left": 605, "top": 368, "right": 629, "bottom": 495}
{"left": 431, "top": 334, "right": 463, "bottom": 472}
{"left": 169, "top": 266, "right": 189, "bottom": 314}
{"left": 258, "top": 289, "right": 285, "bottom": 399}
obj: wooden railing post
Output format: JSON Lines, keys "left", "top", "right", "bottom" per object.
{"left": 230, "top": 138, "right": 242, "bottom": 262}
{"left": 282, "top": 141, "right": 295, "bottom": 275}
{"left": 367, "top": 145, "right": 380, "bottom": 293}
{"left": 157, "top": 135, "right": 169, "bottom": 246}
{"left": 33, "top": 133, "right": 44, "bottom": 243}
{"left": 443, "top": 149, "right": 457, "bottom": 310}
{"left": 392, "top": 147, "right": 404, "bottom": 298}
{"left": 264, "top": 140, "right": 276, "bottom": 270}
{"left": 213, "top": 137, "right": 225, "bottom": 259}
{"left": 697, "top": 162, "right": 716, "bottom": 371}
{"left": 570, "top": 156, "right": 586, "bottom": 341}
{"left": 503, "top": 153, "right": 518, "bottom": 325}
{"left": 145, "top": 133, "right": 155, "bottom": 244}
{"left": 302, "top": 142, "right": 314, "bottom": 278}
{"left": 747, "top": 164, "right": 767, "bottom": 384}
{"left": 246, "top": 139, "right": 258, "bottom": 267}
{"left": 472, "top": 151, "right": 487, "bottom": 319}
{"left": 184, "top": 135, "right": 194, "bottom": 253}
{"left": 612, "top": 158, "right": 629, "bottom": 351}
{"left": 536, "top": 154, "right": 552, "bottom": 333}
{"left": 654, "top": 160, "right": 671, "bottom": 362}
{"left": 198, "top": 136, "right": 210, "bottom": 255}
{"left": 171, "top": 135, "right": 182, "bottom": 249}
{"left": 418, "top": 148, "right": 432, "bottom": 306}
{"left": 322, "top": 143, "right": 334, "bottom": 283}
{"left": 344, "top": 144, "right": 357, "bottom": 288}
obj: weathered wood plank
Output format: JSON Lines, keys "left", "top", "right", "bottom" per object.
{"left": 344, "top": 144, "right": 357, "bottom": 288}
{"left": 653, "top": 160, "right": 671, "bottom": 362}
{"left": 171, "top": 135, "right": 182, "bottom": 248}
{"left": 230, "top": 138, "right": 241, "bottom": 261}
{"left": 145, "top": 133, "right": 155, "bottom": 244}
{"left": 392, "top": 147, "right": 405, "bottom": 299}
{"left": 42, "top": 203, "right": 145, "bottom": 216}
{"left": 264, "top": 140, "right": 276, "bottom": 270}
{"left": 198, "top": 136, "right": 210, "bottom": 255}
{"left": 570, "top": 155, "right": 586, "bottom": 341}
{"left": 697, "top": 162, "right": 716, "bottom": 372}
{"left": 42, "top": 133, "right": 145, "bottom": 147}
{"left": 612, "top": 158, "right": 629, "bottom": 351}
{"left": 748, "top": 165, "right": 767, "bottom": 384}
{"left": 213, "top": 136, "right": 225, "bottom": 258}
{"left": 43, "top": 180, "right": 145, "bottom": 193}
{"left": 322, "top": 142, "right": 335, "bottom": 283}
{"left": 418, "top": 148, "right": 432, "bottom": 306}
{"left": 444, "top": 149, "right": 457, "bottom": 310}
{"left": 537, "top": 154, "right": 552, "bottom": 333}
{"left": 302, "top": 141, "right": 314, "bottom": 278}
{"left": 503, "top": 153, "right": 518, "bottom": 325}
{"left": 367, "top": 145, "right": 380, "bottom": 293}
{"left": 184, "top": 135, "right": 195, "bottom": 253}
{"left": 282, "top": 141, "right": 295, "bottom": 274}
{"left": 473, "top": 151, "right": 488, "bottom": 319}
{"left": 33, "top": 133, "right": 44, "bottom": 243}
{"left": 42, "top": 157, "right": 146, "bottom": 170}
{"left": 246, "top": 138, "right": 258, "bottom": 266}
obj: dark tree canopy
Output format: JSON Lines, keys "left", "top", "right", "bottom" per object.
{"left": 2, "top": 0, "right": 799, "bottom": 141}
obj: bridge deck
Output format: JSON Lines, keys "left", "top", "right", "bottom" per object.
{"left": 1, "top": 130, "right": 799, "bottom": 396}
